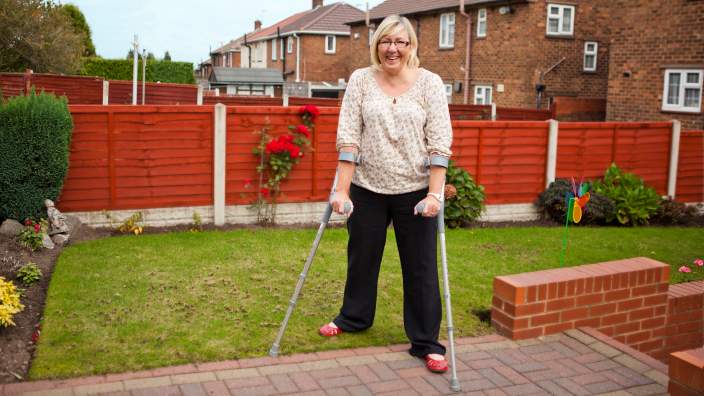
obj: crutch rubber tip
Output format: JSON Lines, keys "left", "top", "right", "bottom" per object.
{"left": 450, "top": 379, "right": 461, "bottom": 392}
{"left": 269, "top": 345, "right": 280, "bottom": 358}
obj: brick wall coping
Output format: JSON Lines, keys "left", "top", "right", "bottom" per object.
{"left": 494, "top": 257, "right": 669, "bottom": 305}
{"left": 669, "top": 280, "right": 704, "bottom": 297}
{"left": 669, "top": 347, "right": 704, "bottom": 394}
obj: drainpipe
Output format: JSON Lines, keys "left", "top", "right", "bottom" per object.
{"left": 244, "top": 33, "right": 252, "bottom": 68}
{"left": 460, "top": 0, "right": 471, "bottom": 104}
{"left": 537, "top": 57, "right": 566, "bottom": 109}
{"left": 293, "top": 33, "right": 301, "bottom": 82}
{"left": 277, "top": 27, "right": 285, "bottom": 81}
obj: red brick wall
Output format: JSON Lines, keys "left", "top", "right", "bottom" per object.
{"left": 605, "top": 0, "right": 704, "bottom": 130}
{"left": 492, "top": 259, "right": 704, "bottom": 362}
{"left": 268, "top": 35, "right": 352, "bottom": 84}
{"left": 669, "top": 348, "right": 704, "bottom": 396}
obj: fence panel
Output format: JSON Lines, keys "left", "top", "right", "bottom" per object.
{"left": 0, "top": 72, "right": 102, "bottom": 103}
{"left": 109, "top": 81, "right": 198, "bottom": 105}
{"left": 0, "top": 73, "right": 26, "bottom": 98}
{"left": 60, "top": 106, "right": 214, "bottom": 211}
{"left": 556, "top": 122, "right": 671, "bottom": 194}
{"left": 203, "top": 96, "right": 282, "bottom": 106}
{"left": 678, "top": 130, "right": 704, "bottom": 202}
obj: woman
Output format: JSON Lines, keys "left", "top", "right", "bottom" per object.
{"left": 319, "top": 15, "right": 453, "bottom": 374}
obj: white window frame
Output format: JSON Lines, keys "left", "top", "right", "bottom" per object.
{"left": 439, "top": 13, "right": 455, "bottom": 48}
{"left": 546, "top": 4, "right": 574, "bottom": 36}
{"left": 477, "top": 8, "right": 487, "bottom": 38}
{"left": 444, "top": 84, "right": 453, "bottom": 104}
{"left": 368, "top": 28, "right": 375, "bottom": 47}
{"left": 287, "top": 37, "right": 293, "bottom": 53}
{"left": 325, "top": 35, "right": 336, "bottom": 54}
{"left": 474, "top": 85, "right": 492, "bottom": 105}
{"left": 662, "top": 69, "right": 703, "bottom": 113}
{"left": 272, "top": 38, "right": 277, "bottom": 61}
{"left": 583, "top": 41, "right": 597, "bottom": 72}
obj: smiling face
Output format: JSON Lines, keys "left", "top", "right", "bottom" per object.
{"left": 376, "top": 28, "right": 411, "bottom": 74}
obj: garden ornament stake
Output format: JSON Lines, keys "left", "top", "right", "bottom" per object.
{"left": 415, "top": 185, "right": 461, "bottom": 393}
{"left": 269, "top": 169, "right": 352, "bottom": 358}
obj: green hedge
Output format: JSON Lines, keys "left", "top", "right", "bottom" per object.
{"left": 0, "top": 91, "right": 73, "bottom": 222}
{"left": 80, "top": 57, "right": 195, "bottom": 84}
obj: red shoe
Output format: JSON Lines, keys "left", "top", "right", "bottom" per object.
{"left": 425, "top": 355, "right": 448, "bottom": 373}
{"left": 319, "top": 322, "right": 343, "bottom": 337}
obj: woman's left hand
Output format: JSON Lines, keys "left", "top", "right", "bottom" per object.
{"left": 415, "top": 195, "right": 442, "bottom": 217}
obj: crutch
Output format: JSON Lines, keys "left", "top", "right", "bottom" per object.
{"left": 416, "top": 179, "right": 461, "bottom": 393}
{"left": 269, "top": 162, "right": 354, "bottom": 358}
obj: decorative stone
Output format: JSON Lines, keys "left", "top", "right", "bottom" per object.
{"left": 42, "top": 234, "right": 55, "bottom": 249}
{"left": 0, "top": 219, "right": 24, "bottom": 236}
{"left": 65, "top": 215, "right": 81, "bottom": 234}
{"left": 51, "top": 234, "right": 69, "bottom": 246}
{"left": 45, "top": 199, "right": 69, "bottom": 235}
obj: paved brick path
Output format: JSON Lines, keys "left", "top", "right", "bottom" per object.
{"left": 1, "top": 328, "right": 669, "bottom": 396}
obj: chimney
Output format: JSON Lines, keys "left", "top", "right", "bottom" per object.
{"left": 312, "top": 0, "right": 323, "bottom": 9}
{"left": 254, "top": 20, "right": 262, "bottom": 30}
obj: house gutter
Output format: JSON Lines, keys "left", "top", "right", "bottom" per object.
{"left": 293, "top": 33, "right": 301, "bottom": 82}
{"left": 460, "top": 0, "right": 471, "bottom": 104}
{"left": 243, "top": 33, "right": 252, "bottom": 68}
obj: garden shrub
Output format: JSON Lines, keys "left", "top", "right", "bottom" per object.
{"left": 536, "top": 179, "right": 615, "bottom": 225}
{"left": 444, "top": 161, "right": 485, "bottom": 228}
{"left": 592, "top": 164, "right": 661, "bottom": 226}
{"left": 0, "top": 90, "right": 73, "bottom": 222}
{"left": 80, "top": 57, "right": 195, "bottom": 84}
{"left": 16, "top": 262, "right": 42, "bottom": 286}
{"left": 0, "top": 277, "right": 24, "bottom": 327}
{"left": 17, "top": 219, "right": 47, "bottom": 251}
{"left": 652, "top": 199, "right": 704, "bottom": 226}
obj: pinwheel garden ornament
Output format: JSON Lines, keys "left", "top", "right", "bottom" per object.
{"left": 560, "top": 178, "right": 590, "bottom": 266}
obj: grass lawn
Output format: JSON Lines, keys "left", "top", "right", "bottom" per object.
{"left": 31, "top": 226, "right": 703, "bottom": 379}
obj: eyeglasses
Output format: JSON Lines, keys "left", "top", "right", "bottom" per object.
{"left": 378, "top": 40, "right": 410, "bottom": 49}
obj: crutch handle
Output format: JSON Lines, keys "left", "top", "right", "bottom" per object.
{"left": 343, "top": 201, "right": 353, "bottom": 214}
{"left": 414, "top": 202, "right": 426, "bottom": 215}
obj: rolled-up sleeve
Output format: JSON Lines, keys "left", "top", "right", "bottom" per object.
{"left": 336, "top": 69, "right": 364, "bottom": 151}
{"left": 424, "top": 74, "right": 453, "bottom": 157}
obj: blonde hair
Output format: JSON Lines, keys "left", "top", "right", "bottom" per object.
{"left": 369, "top": 15, "right": 419, "bottom": 69}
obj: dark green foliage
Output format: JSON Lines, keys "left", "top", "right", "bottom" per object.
{"left": 80, "top": 57, "right": 195, "bottom": 84}
{"left": 535, "top": 179, "right": 615, "bottom": 225}
{"left": 163, "top": 51, "right": 172, "bottom": 61}
{"left": 592, "top": 163, "right": 661, "bottom": 226}
{"left": 0, "top": 90, "right": 73, "bottom": 222}
{"left": 60, "top": 4, "right": 96, "bottom": 57}
{"left": 444, "top": 161, "right": 485, "bottom": 228}
{"left": 651, "top": 198, "right": 704, "bottom": 226}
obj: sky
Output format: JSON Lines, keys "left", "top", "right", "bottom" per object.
{"left": 63, "top": 0, "right": 385, "bottom": 67}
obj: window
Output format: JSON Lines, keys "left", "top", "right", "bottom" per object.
{"left": 325, "top": 35, "right": 336, "bottom": 54}
{"left": 547, "top": 4, "right": 574, "bottom": 36}
{"left": 444, "top": 84, "right": 453, "bottom": 104}
{"left": 583, "top": 41, "right": 597, "bottom": 71}
{"left": 287, "top": 37, "right": 293, "bottom": 53}
{"left": 272, "top": 38, "right": 277, "bottom": 61}
{"left": 474, "top": 85, "right": 492, "bottom": 105}
{"left": 368, "top": 28, "right": 375, "bottom": 47}
{"left": 477, "top": 9, "right": 487, "bottom": 38}
{"left": 662, "top": 69, "right": 703, "bottom": 113}
{"left": 439, "top": 13, "right": 455, "bottom": 48}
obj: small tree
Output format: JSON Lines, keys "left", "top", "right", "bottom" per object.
{"left": 60, "top": 4, "right": 96, "bottom": 57}
{"left": 163, "top": 51, "right": 172, "bottom": 61}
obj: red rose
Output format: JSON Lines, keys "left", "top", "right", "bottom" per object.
{"left": 300, "top": 104, "right": 320, "bottom": 120}
{"left": 24, "top": 219, "right": 31, "bottom": 226}
{"left": 34, "top": 224, "right": 41, "bottom": 233}
{"left": 295, "top": 124, "right": 310, "bottom": 138}
{"left": 288, "top": 145, "right": 300, "bottom": 158}
{"left": 260, "top": 187, "right": 270, "bottom": 197}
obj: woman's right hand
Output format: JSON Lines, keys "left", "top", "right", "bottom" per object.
{"left": 331, "top": 191, "right": 353, "bottom": 216}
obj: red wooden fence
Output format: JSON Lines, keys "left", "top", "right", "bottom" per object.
{"left": 57, "top": 106, "right": 703, "bottom": 213}
{"left": 108, "top": 81, "right": 198, "bottom": 105}
{"left": 0, "top": 72, "right": 103, "bottom": 103}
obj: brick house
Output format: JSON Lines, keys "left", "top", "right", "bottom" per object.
{"left": 347, "top": 0, "right": 612, "bottom": 108}
{"left": 207, "top": 0, "right": 363, "bottom": 98}
{"left": 605, "top": 0, "right": 703, "bottom": 130}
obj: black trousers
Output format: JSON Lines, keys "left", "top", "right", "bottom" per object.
{"left": 333, "top": 184, "right": 446, "bottom": 357}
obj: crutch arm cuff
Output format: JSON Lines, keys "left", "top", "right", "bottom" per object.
{"left": 338, "top": 151, "right": 361, "bottom": 164}
{"left": 429, "top": 154, "right": 449, "bottom": 168}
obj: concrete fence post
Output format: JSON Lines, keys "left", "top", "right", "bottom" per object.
{"left": 197, "top": 86, "right": 203, "bottom": 105}
{"left": 491, "top": 103, "right": 497, "bottom": 121}
{"left": 667, "top": 120, "right": 681, "bottom": 199}
{"left": 102, "top": 81, "right": 109, "bottom": 105}
{"left": 213, "top": 104, "right": 227, "bottom": 225}
{"left": 546, "top": 119, "right": 559, "bottom": 188}
{"left": 283, "top": 92, "right": 289, "bottom": 107}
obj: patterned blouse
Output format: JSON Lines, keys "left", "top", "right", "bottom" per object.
{"left": 336, "top": 67, "right": 453, "bottom": 195}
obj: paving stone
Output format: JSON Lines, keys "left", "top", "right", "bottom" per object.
{"left": 385, "top": 358, "right": 423, "bottom": 370}
{"left": 23, "top": 390, "right": 76, "bottom": 396}
{"left": 468, "top": 358, "right": 504, "bottom": 369}
{"left": 556, "top": 358, "right": 592, "bottom": 375}
{"left": 325, "top": 387, "right": 351, "bottom": 396}
{"left": 267, "top": 373, "right": 298, "bottom": 394}
{"left": 455, "top": 344, "right": 479, "bottom": 353}
{"left": 345, "top": 384, "right": 373, "bottom": 396}
{"left": 130, "top": 385, "right": 181, "bottom": 396}
{"left": 374, "top": 352, "right": 411, "bottom": 362}
{"left": 546, "top": 342, "right": 579, "bottom": 358}
{"left": 124, "top": 377, "right": 172, "bottom": 390}
{"left": 516, "top": 339, "right": 543, "bottom": 346}
{"left": 179, "top": 383, "right": 207, "bottom": 396}
{"left": 570, "top": 372, "right": 609, "bottom": 385}
{"left": 589, "top": 342, "right": 621, "bottom": 358}
{"left": 584, "top": 380, "right": 622, "bottom": 394}
{"left": 257, "top": 363, "right": 301, "bottom": 376}
{"left": 289, "top": 372, "right": 321, "bottom": 392}
{"left": 574, "top": 352, "right": 607, "bottom": 364}
{"left": 72, "top": 381, "right": 125, "bottom": 396}
{"left": 298, "top": 359, "right": 340, "bottom": 372}
{"left": 230, "top": 385, "right": 277, "bottom": 396}
{"left": 587, "top": 359, "right": 622, "bottom": 372}
{"left": 317, "top": 375, "right": 361, "bottom": 389}
{"left": 215, "top": 368, "right": 260, "bottom": 380}
{"left": 511, "top": 361, "right": 548, "bottom": 373}
{"left": 612, "top": 367, "right": 653, "bottom": 386}
{"left": 456, "top": 351, "right": 492, "bottom": 363}
{"left": 171, "top": 372, "right": 217, "bottom": 385}
{"left": 224, "top": 375, "right": 271, "bottom": 390}
{"left": 336, "top": 355, "right": 377, "bottom": 367}
{"left": 396, "top": 366, "right": 428, "bottom": 379}
{"left": 404, "top": 377, "right": 441, "bottom": 395}
{"left": 478, "top": 368, "right": 513, "bottom": 387}
{"left": 476, "top": 340, "right": 518, "bottom": 351}
{"left": 457, "top": 369, "right": 484, "bottom": 381}
{"left": 308, "top": 366, "right": 352, "bottom": 380}
{"left": 613, "top": 354, "right": 651, "bottom": 373}
{"left": 543, "top": 360, "right": 578, "bottom": 378}
{"left": 494, "top": 365, "right": 530, "bottom": 385}
{"left": 536, "top": 380, "right": 575, "bottom": 395}
{"left": 347, "top": 364, "right": 381, "bottom": 383}
{"left": 484, "top": 389, "right": 509, "bottom": 396}
{"left": 531, "top": 351, "right": 565, "bottom": 362}
{"left": 492, "top": 349, "right": 532, "bottom": 365}
{"left": 564, "top": 329, "right": 598, "bottom": 345}
{"left": 601, "top": 370, "right": 642, "bottom": 388}
{"left": 524, "top": 369, "right": 561, "bottom": 383}
{"left": 201, "top": 380, "right": 231, "bottom": 396}
{"left": 624, "top": 383, "right": 668, "bottom": 395}
{"left": 365, "top": 363, "right": 399, "bottom": 381}
{"left": 554, "top": 378, "right": 592, "bottom": 396}
{"left": 596, "top": 391, "right": 631, "bottom": 396}
{"left": 642, "top": 369, "right": 668, "bottom": 386}
{"left": 459, "top": 378, "right": 496, "bottom": 392}
{"left": 366, "top": 379, "right": 411, "bottom": 393}
{"left": 294, "top": 391, "right": 326, "bottom": 396}
{"left": 518, "top": 344, "right": 555, "bottom": 355}
{"left": 501, "top": 383, "right": 549, "bottom": 395}
{"left": 559, "top": 337, "right": 595, "bottom": 354}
